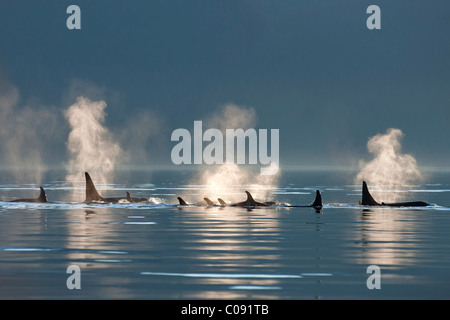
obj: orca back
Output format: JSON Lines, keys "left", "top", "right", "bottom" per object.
{"left": 85, "top": 172, "right": 103, "bottom": 202}
{"left": 245, "top": 191, "right": 257, "bottom": 206}
{"left": 385, "top": 201, "right": 429, "bottom": 207}
{"left": 38, "top": 186, "right": 48, "bottom": 202}
{"left": 361, "top": 181, "right": 380, "bottom": 206}
{"left": 177, "top": 197, "right": 188, "bottom": 206}
{"left": 311, "top": 190, "right": 322, "bottom": 208}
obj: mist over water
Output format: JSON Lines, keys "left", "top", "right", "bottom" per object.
{"left": 64, "top": 96, "right": 124, "bottom": 193}
{"left": 355, "top": 128, "right": 423, "bottom": 202}
{"left": 0, "top": 80, "right": 59, "bottom": 185}
{"left": 188, "top": 104, "right": 280, "bottom": 203}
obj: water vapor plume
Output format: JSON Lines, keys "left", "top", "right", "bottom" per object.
{"left": 190, "top": 103, "right": 279, "bottom": 203}
{"left": 64, "top": 96, "right": 124, "bottom": 189}
{"left": 0, "top": 79, "right": 59, "bottom": 184}
{"left": 118, "top": 109, "right": 166, "bottom": 167}
{"left": 206, "top": 103, "right": 257, "bottom": 130}
{"left": 355, "top": 128, "right": 423, "bottom": 202}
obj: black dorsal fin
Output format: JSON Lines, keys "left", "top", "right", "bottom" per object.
{"left": 38, "top": 186, "right": 48, "bottom": 202}
{"left": 311, "top": 190, "right": 322, "bottom": 208}
{"left": 204, "top": 198, "right": 215, "bottom": 206}
{"left": 217, "top": 198, "right": 227, "bottom": 206}
{"left": 361, "top": 181, "right": 380, "bottom": 206}
{"left": 85, "top": 172, "right": 103, "bottom": 202}
{"left": 126, "top": 192, "right": 132, "bottom": 202}
{"left": 177, "top": 197, "right": 188, "bottom": 206}
{"left": 245, "top": 191, "right": 257, "bottom": 206}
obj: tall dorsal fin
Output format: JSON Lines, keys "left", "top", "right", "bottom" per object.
{"left": 245, "top": 191, "right": 257, "bottom": 206}
{"left": 38, "top": 186, "right": 48, "bottom": 202}
{"left": 177, "top": 197, "right": 188, "bottom": 206}
{"left": 217, "top": 198, "right": 227, "bottom": 206}
{"left": 311, "top": 190, "right": 322, "bottom": 208}
{"left": 126, "top": 192, "right": 132, "bottom": 202}
{"left": 85, "top": 172, "right": 103, "bottom": 202}
{"left": 361, "top": 181, "right": 380, "bottom": 206}
{"left": 204, "top": 198, "right": 215, "bottom": 206}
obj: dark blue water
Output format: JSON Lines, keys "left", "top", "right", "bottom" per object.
{"left": 1, "top": 168, "right": 450, "bottom": 299}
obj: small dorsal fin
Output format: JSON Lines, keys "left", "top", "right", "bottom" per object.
{"left": 245, "top": 191, "right": 257, "bottom": 206}
{"left": 85, "top": 172, "right": 103, "bottom": 202}
{"left": 217, "top": 198, "right": 227, "bottom": 206}
{"left": 361, "top": 181, "right": 380, "bottom": 206}
{"left": 204, "top": 198, "right": 215, "bottom": 206}
{"left": 311, "top": 190, "right": 322, "bottom": 209}
{"left": 38, "top": 186, "right": 48, "bottom": 202}
{"left": 177, "top": 197, "right": 188, "bottom": 206}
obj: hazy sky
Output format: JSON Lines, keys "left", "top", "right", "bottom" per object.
{"left": 0, "top": 0, "right": 449, "bottom": 169}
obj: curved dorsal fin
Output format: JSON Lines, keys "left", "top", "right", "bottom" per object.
{"left": 204, "top": 198, "right": 215, "bottom": 206}
{"left": 177, "top": 197, "right": 188, "bottom": 206}
{"left": 361, "top": 181, "right": 380, "bottom": 206}
{"left": 126, "top": 192, "right": 132, "bottom": 202}
{"left": 217, "top": 198, "right": 227, "bottom": 206}
{"left": 311, "top": 190, "right": 322, "bottom": 208}
{"left": 245, "top": 191, "right": 257, "bottom": 206}
{"left": 39, "top": 186, "right": 48, "bottom": 202}
{"left": 85, "top": 172, "right": 103, "bottom": 202}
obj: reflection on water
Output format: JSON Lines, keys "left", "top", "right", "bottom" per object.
{"left": 355, "top": 208, "right": 427, "bottom": 268}
{"left": 66, "top": 207, "right": 121, "bottom": 271}
{"left": 168, "top": 206, "right": 287, "bottom": 298}
{"left": 1, "top": 170, "right": 450, "bottom": 299}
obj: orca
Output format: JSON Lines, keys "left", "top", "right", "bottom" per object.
{"left": 84, "top": 172, "right": 126, "bottom": 203}
{"left": 229, "top": 191, "right": 270, "bottom": 207}
{"left": 9, "top": 186, "right": 48, "bottom": 203}
{"left": 285, "top": 190, "right": 323, "bottom": 210}
{"left": 177, "top": 196, "right": 216, "bottom": 206}
{"left": 177, "top": 197, "right": 189, "bottom": 206}
{"left": 178, "top": 192, "right": 264, "bottom": 208}
{"left": 126, "top": 192, "right": 148, "bottom": 203}
{"left": 222, "top": 190, "right": 322, "bottom": 210}
{"left": 361, "top": 181, "right": 428, "bottom": 207}
{"left": 203, "top": 198, "right": 216, "bottom": 206}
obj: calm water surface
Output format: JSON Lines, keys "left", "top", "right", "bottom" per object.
{"left": 1, "top": 169, "right": 450, "bottom": 299}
